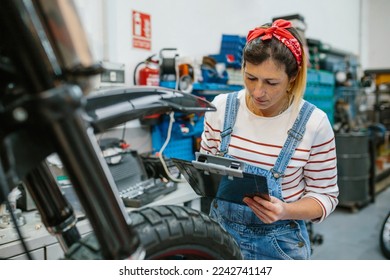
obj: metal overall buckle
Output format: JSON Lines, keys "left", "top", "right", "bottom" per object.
{"left": 287, "top": 128, "right": 303, "bottom": 141}
{"left": 270, "top": 168, "right": 284, "bottom": 179}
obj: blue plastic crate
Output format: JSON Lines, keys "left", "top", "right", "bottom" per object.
{"left": 305, "top": 69, "right": 335, "bottom": 125}
{"left": 304, "top": 77, "right": 335, "bottom": 125}
{"left": 153, "top": 135, "right": 194, "bottom": 161}
{"left": 151, "top": 118, "right": 196, "bottom": 161}
{"left": 305, "top": 84, "right": 334, "bottom": 98}
{"left": 307, "top": 69, "right": 335, "bottom": 86}
{"left": 307, "top": 69, "right": 319, "bottom": 84}
{"left": 304, "top": 95, "right": 335, "bottom": 125}
{"left": 159, "top": 81, "right": 176, "bottom": 89}
{"left": 213, "top": 34, "right": 246, "bottom": 69}
{"left": 318, "top": 70, "right": 335, "bottom": 86}
{"left": 201, "top": 66, "right": 229, "bottom": 84}
{"left": 220, "top": 34, "right": 246, "bottom": 51}
{"left": 209, "top": 53, "right": 242, "bottom": 69}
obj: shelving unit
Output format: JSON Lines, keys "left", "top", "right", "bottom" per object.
{"left": 364, "top": 69, "right": 390, "bottom": 199}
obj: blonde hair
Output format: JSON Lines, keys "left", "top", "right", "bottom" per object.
{"left": 290, "top": 49, "right": 308, "bottom": 111}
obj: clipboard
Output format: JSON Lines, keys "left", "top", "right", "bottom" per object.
{"left": 172, "top": 152, "right": 270, "bottom": 204}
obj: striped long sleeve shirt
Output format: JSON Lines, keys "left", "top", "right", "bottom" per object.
{"left": 200, "top": 90, "right": 339, "bottom": 223}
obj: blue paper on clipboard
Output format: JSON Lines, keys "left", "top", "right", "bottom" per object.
{"left": 172, "top": 152, "right": 270, "bottom": 204}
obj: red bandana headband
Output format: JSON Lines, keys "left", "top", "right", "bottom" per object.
{"left": 246, "top": 19, "right": 302, "bottom": 66}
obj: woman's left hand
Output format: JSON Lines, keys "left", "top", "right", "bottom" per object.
{"left": 243, "top": 195, "right": 287, "bottom": 223}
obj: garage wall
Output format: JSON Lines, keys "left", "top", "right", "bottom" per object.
{"left": 360, "top": 0, "right": 390, "bottom": 70}
{"left": 75, "top": 0, "right": 366, "bottom": 86}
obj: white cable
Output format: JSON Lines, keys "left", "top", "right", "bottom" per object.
{"left": 158, "top": 112, "right": 185, "bottom": 183}
{"left": 175, "top": 60, "right": 180, "bottom": 91}
{"left": 159, "top": 112, "right": 174, "bottom": 153}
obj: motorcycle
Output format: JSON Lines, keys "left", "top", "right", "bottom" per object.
{"left": 0, "top": 0, "right": 242, "bottom": 260}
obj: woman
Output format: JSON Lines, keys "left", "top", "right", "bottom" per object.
{"left": 200, "top": 19, "right": 339, "bottom": 260}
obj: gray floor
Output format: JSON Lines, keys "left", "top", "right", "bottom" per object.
{"left": 310, "top": 185, "right": 390, "bottom": 260}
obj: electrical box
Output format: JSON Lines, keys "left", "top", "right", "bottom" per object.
{"left": 98, "top": 61, "right": 125, "bottom": 88}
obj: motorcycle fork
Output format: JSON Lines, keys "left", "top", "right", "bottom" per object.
{"left": 24, "top": 162, "right": 81, "bottom": 252}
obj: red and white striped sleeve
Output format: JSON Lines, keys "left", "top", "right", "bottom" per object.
{"left": 303, "top": 115, "right": 339, "bottom": 223}
{"left": 199, "top": 95, "right": 225, "bottom": 155}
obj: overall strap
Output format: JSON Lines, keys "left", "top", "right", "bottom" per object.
{"left": 218, "top": 91, "right": 240, "bottom": 156}
{"left": 271, "top": 101, "right": 316, "bottom": 179}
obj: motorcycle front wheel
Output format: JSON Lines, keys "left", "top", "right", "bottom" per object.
{"left": 380, "top": 211, "right": 390, "bottom": 259}
{"left": 65, "top": 205, "right": 242, "bottom": 260}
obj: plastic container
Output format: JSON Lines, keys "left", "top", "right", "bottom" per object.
{"left": 305, "top": 69, "right": 335, "bottom": 125}
{"left": 151, "top": 115, "right": 196, "bottom": 161}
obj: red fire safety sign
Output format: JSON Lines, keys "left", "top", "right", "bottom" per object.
{"left": 132, "top": 10, "right": 151, "bottom": 50}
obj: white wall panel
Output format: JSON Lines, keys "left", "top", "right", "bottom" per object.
{"left": 73, "top": 0, "right": 384, "bottom": 80}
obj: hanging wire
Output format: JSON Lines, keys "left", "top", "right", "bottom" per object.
{"left": 158, "top": 112, "right": 185, "bottom": 183}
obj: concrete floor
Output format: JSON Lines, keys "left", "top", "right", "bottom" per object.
{"left": 310, "top": 185, "right": 390, "bottom": 260}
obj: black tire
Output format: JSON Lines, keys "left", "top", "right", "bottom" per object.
{"left": 380, "top": 211, "right": 390, "bottom": 259}
{"left": 65, "top": 205, "right": 242, "bottom": 260}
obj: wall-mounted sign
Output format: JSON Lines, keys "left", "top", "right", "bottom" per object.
{"left": 132, "top": 10, "right": 151, "bottom": 50}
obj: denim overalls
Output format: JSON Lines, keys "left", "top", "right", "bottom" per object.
{"left": 209, "top": 91, "right": 315, "bottom": 260}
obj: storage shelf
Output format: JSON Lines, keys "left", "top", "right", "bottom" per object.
{"left": 375, "top": 165, "right": 390, "bottom": 183}
{"left": 192, "top": 82, "right": 243, "bottom": 92}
